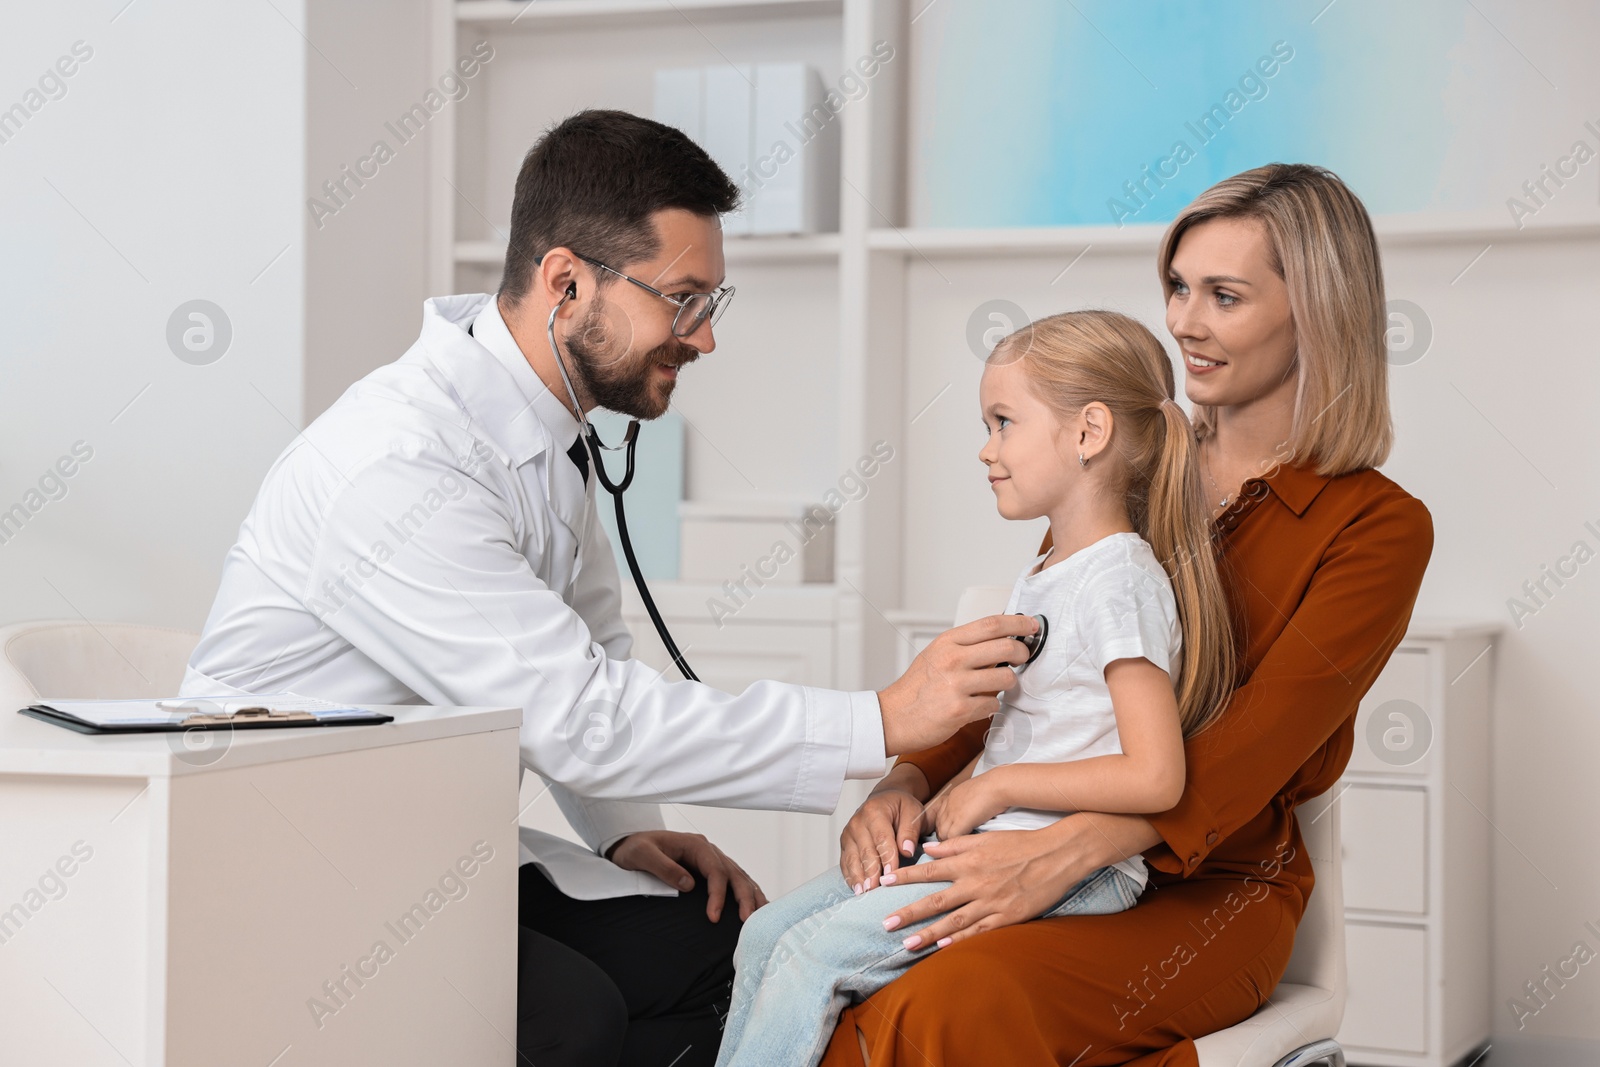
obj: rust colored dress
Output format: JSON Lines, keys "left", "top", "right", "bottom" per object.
{"left": 819, "top": 462, "right": 1433, "bottom": 1067}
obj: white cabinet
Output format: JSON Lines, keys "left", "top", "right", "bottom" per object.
{"left": 1337, "top": 622, "right": 1497, "bottom": 1067}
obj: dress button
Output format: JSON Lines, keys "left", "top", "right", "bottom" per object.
{"left": 1206, "top": 830, "right": 1219, "bottom": 845}
{"left": 1188, "top": 851, "right": 1200, "bottom": 863}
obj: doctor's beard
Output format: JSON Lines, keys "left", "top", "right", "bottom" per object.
{"left": 564, "top": 296, "right": 699, "bottom": 420}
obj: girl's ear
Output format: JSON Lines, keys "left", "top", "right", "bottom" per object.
{"left": 1080, "top": 402, "right": 1113, "bottom": 461}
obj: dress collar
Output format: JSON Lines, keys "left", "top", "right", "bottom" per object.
{"left": 1260, "top": 461, "right": 1332, "bottom": 517}
{"left": 1216, "top": 460, "right": 1333, "bottom": 532}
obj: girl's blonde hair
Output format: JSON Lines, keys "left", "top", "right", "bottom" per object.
{"left": 994, "top": 311, "right": 1234, "bottom": 738}
{"left": 1157, "top": 163, "right": 1392, "bottom": 476}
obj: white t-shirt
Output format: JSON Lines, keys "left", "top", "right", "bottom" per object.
{"left": 969, "top": 531, "right": 1182, "bottom": 890}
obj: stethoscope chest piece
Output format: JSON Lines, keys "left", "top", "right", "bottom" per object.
{"left": 1014, "top": 613, "right": 1049, "bottom": 668}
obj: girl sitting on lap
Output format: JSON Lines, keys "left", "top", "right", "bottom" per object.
{"left": 715, "top": 309, "right": 1237, "bottom": 1067}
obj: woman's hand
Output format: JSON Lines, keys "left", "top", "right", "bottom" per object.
{"left": 839, "top": 765, "right": 931, "bottom": 894}
{"left": 878, "top": 811, "right": 1161, "bottom": 949}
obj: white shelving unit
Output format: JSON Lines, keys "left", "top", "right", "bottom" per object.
{"left": 453, "top": 232, "right": 842, "bottom": 266}
{"left": 456, "top": 0, "right": 843, "bottom": 27}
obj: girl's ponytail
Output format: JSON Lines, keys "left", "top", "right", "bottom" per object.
{"left": 1148, "top": 398, "right": 1235, "bottom": 737}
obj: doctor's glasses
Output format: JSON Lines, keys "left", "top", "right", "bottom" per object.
{"left": 573, "top": 252, "right": 735, "bottom": 339}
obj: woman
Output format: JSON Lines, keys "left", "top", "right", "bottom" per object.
{"left": 818, "top": 163, "right": 1434, "bottom": 1066}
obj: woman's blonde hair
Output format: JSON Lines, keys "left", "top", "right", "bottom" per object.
{"left": 1157, "top": 163, "right": 1392, "bottom": 476}
{"left": 994, "top": 311, "right": 1234, "bottom": 738}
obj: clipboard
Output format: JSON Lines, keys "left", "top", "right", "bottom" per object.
{"left": 18, "top": 696, "right": 394, "bottom": 735}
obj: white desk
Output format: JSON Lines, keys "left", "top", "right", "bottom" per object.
{"left": 0, "top": 702, "right": 522, "bottom": 1067}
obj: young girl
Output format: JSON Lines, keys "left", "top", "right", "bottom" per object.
{"left": 713, "top": 309, "right": 1237, "bottom": 1067}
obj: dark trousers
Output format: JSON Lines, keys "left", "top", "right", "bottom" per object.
{"left": 517, "top": 862, "right": 742, "bottom": 1066}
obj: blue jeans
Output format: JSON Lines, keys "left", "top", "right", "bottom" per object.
{"left": 715, "top": 852, "right": 1143, "bottom": 1067}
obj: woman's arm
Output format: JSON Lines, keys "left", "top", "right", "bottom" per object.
{"left": 932, "top": 754, "right": 982, "bottom": 795}
{"left": 928, "top": 657, "right": 1184, "bottom": 839}
{"left": 1143, "top": 493, "right": 1433, "bottom": 876}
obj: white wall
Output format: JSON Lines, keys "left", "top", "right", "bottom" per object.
{"left": 0, "top": 2, "right": 306, "bottom": 630}
{"left": 304, "top": 0, "right": 435, "bottom": 421}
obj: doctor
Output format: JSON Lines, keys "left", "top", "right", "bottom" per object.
{"left": 184, "top": 109, "right": 1035, "bottom": 1066}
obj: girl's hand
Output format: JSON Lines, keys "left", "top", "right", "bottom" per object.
{"left": 839, "top": 781, "right": 928, "bottom": 894}
{"left": 925, "top": 774, "right": 1006, "bottom": 841}
{"left": 879, "top": 811, "right": 1159, "bottom": 950}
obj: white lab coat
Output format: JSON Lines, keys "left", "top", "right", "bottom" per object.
{"left": 183, "top": 293, "right": 886, "bottom": 899}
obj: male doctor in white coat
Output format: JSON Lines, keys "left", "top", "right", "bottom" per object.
{"left": 184, "top": 109, "right": 1036, "bottom": 1066}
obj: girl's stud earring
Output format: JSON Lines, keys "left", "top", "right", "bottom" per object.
{"left": 1078, "top": 452, "right": 1088, "bottom": 468}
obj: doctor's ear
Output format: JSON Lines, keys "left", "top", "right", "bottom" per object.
{"left": 532, "top": 248, "right": 583, "bottom": 311}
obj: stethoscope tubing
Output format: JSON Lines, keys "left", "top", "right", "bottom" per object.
{"left": 546, "top": 291, "right": 700, "bottom": 683}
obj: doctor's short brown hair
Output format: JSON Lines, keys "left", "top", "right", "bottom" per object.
{"left": 499, "top": 109, "right": 740, "bottom": 305}
{"left": 1158, "top": 163, "right": 1394, "bottom": 476}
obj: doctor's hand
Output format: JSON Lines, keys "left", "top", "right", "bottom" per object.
{"left": 876, "top": 613, "right": 1037, "bottom": 756}
{"left": 605, "top": 830, "right": 768, "bottom": 922}
{"left": 877, "top": 811, "right": 1160, "bottom": 951}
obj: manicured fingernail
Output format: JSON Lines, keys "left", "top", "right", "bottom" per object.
{"left": 853, "top": 881, "right": 863, "bottom": 895}
{"left": 937, "top": 937, "right": 952, "bottom": 948}
{"left": 882, "top": 915, "right": 901, "bottom": 931}
{"left": 881, "top": 872, "right": 897, "bottom": 885}
{"left": 902, "top": 934, "right": 921, "bottom": 949}
{"left": 883, "top": 863, "right": 892, "bottom": 877}
{"left": 902, "top": 840, "right": 915, "bottom": 854}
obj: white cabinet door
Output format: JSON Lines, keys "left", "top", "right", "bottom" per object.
{"left": 1345, "top": 922, "right": 1429, "bottom": 1054}
{"left": 1347, "top": 649, "right": 1434, "bottom": 777}
{"left": 1342, "top": 785, "right": 1428, "bottom": 914}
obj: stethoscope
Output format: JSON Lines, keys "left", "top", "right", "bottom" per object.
{"left": 1007, "top": 615, "right": 1050, "bottom": 669}
{"left": 547, "top": 283, "right": 700, "bottom": 682}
